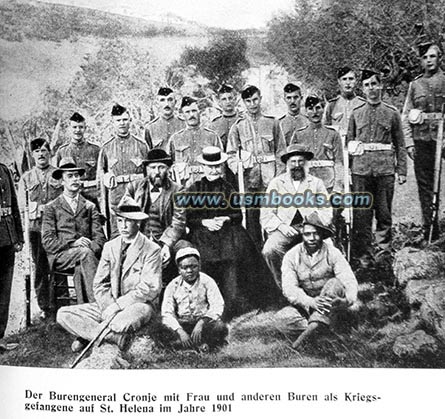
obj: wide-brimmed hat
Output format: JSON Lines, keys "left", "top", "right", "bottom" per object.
{"left": 197, "top": 146, "right": 228, "bottom": 165}
{"left": 144, "top": 149, "right": 173, "bottom": 167}
{"left": 303, "top": 212, "right": 334, "bottom": 239}
{"left": 281, "top": 144, "right": 314, "bottom": 164}
{"left": 113, "top": 197, "right": 148, "bottom": 221}
{"left": 52, "top": 158, "right": 85, "bottom": 180}
{"left": 175, "top": 247, "right": 200, "bottom": 265}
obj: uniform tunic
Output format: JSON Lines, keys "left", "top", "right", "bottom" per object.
{"left": 347, "top": 101, "right": 407, "bottom": 258}
{"left": 208, "top": 112, "right": 240, "bottom": 150}
{"left": 144, "top": 115, "right": 184, "bottom": 151}
{"left": 279, "top": 113, "right": 309, "bottom": 146}
{"left": 323, "top": 95, "right": 366, "bottom": 137}
{"left": 291, "top": 122, "right": 344, "bottom": 192}
{"left": 402, "top": 69, "right": 445, "bottom": 239}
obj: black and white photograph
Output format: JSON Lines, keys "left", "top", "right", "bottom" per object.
{"left": 0, "top": 1, "right": 444, "bottom": 411}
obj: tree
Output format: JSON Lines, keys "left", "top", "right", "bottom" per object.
{"left": 266, "top": 0, "right": 445, "bottom": 103}
{"left": 177, "top": 30, "right": 250, "bottom": 91}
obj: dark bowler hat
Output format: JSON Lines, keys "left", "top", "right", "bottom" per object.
{"left": 303, "top": 212, "right": 334, "bottom": 239}
{"left": 180, "top": 96, "right": 197, "bottom": 109}
{"left": 111, "top": 103, "right": 128, "bottom": 116}
{"left": 218, "top": 83, "right": 234, "bottom": 94}
{"left": 241, "top": 85, "right": 260, "bottom": 99}
{"left": 30, "top": 137, "right": 50, "bottom": 152}
{"left": 361, "top": 69, "right": 379, "bottom": 82}
{"left": 157, "top": 87, "right": 173, "bottom": 96}
{"left": 113, "top": 197, "right": 149, "bottom": 221}
{"left": 281, "top": 144, "right": 314, "bottom": 164}
{"left": 197, "top": 146, "right": 228, "bottom": 165}
{"left": 144, "top": 148, "right": 173, "bottom": 167}
{"left": 69, "top": 112, "right": 85, "bottom": 123}
{"left": 305, "top": 95, "right": 322, "bottom": 108}
{"left": 337, "top": 66, "right": 353, "bottom": 79}
{"left": 283, "top": 82, "right": 300, "bottom": 93}
{"left": 52, "top": 157, "right": 85, "bottom": 180}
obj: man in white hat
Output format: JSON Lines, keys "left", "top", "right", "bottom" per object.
{"left": 161, "top": 247, "right": 228, "bottom": 351}
{"left": 57, "top": 198, "right": 162, "bottom": 353}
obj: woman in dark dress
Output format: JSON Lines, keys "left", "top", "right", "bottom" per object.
{"left": 186, "top": 146, "right": 278, "bottom": 319}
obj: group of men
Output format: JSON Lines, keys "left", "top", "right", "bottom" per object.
{"left": 0, "top": 41, "right": 443, "bottom": 354}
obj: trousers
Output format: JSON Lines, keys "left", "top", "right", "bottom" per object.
{"left": 0, "top": 245, "right": 15, "bottom": 339}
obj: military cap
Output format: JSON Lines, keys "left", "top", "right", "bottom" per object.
{"left": 30, "top": 138, "right": 50, "bottom": 152}
{"left": 180, "top": 96, "right": 197, "bottom": 109}
{"left": 305, "top": 95, "right": 322, "bottom": 108}
{"left": 283, "top": 83, "right": 301, "bottom": 93}
{"left": 52, "top": 157, "right": 85, "bottom": 180}
{"left": 241, "top": 85, "right": 260, "bottom": 99}
{"left": 218, "top": 83, "right": 234, "bottom": 94}
{"left": 281, "top": 144, "right": 314, "bottom": 163}
{"left": 157, "top": 87, "right": 173, "bottom": 96}
{"left": 361, "top": 69, "right": 379, "bottom": 82}
{"left": 175, "top": 247, "right": 200, "bottom": 265}
{"left": 303, "top": 212, "right": 334, "bottom": 239}
{"left": 69, "top": 112, "right": 85, "bottom": 123}
{"left": 418, "top": 42, "right": 433, "bottom": 57}
{"left": 144, "top": 148, "right": 173, "bottom": 167}
{"left": 337, "top": 66, "right": 353, "bottom": 79}
{"left": 111, "top": 103, "right": 128, "bottom": 116}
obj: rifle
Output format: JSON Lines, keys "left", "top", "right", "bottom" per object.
{"left": 342, "top": 133, "right": 352, "bottom": 260}
{"left": 23, "top": 181, "right": 33, "bottom": 326}
{"left": 429, "top": 104, "right": 445, "bottom": 243}
{"left": 238, "top": 144, "right": 247, "bottom": 228}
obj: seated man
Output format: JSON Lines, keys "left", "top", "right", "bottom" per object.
{"left": 161, "top": 247, "right": 228, "bottom": 351}
{"left": 57, "top": 198, "right": 162, "bottom": 352}
{"left": 277, "top": 212, "right": 358, "bottom": 349}
{"left": 123, "top": 148, "right": 188, "bottom": 279}
{"left": 42, "top": 158, "right": 106, "bottom": 303}
{"left": 261, "top": 144, "right": 332, "bottom": 290}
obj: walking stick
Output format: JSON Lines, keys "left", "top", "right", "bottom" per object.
{"left": 428, "top": 104, "right": 444, "bottom": 244}
{"left": 24, "top": 186, "right": 32, "bottom": 326}
{"left": 70, "top": 313, "right": 117, "bottom": 369}
{"left": 342, "top": 134, "right": 352, "bottom": 260}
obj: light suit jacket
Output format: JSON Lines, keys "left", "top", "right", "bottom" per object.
{"left": 94, "top": 232, "right": 162, "bottom": 312}
{"left": 260, "top": 172, "right": 332, "bottom": 234}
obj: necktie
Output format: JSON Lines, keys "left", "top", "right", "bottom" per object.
{"left": 118, "top": 242, "right": 131, "bottom": 296}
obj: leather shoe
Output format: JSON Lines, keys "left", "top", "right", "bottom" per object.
{"left": 105, "top": 328, "right": 134, "bottom": 352}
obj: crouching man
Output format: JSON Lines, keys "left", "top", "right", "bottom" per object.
{"left": 161, "top": 247, "right": 228, "bottom": 352}
{"left": 277, "top": 212, "right": 358, "bottom": 349}
{"left": 57, "top": 198, "right": 162, "bottom": 352}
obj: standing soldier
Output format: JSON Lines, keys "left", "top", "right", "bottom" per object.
{"left": 226, "top": 85, "right": 286, "bottom": 247}
{"left": 144, "top": 87, "right": 184, "bottom": 151}
{"left": 19, "top": 138, "right": 62, "bottom": 319}
{"left": 323, "top": 67, "right": 365, "bottom": 137}
{"left": 402, "top": 42, "right": 445, "bottom": 242}
{"left": 0, "top": 163, "right": 23, "bottom": 351}
{"left": 208, "top": 84, "right": 240, "bottom": 150}
{"left": 347, "top": 70, "right": 407, "bottom": 268}
{"left": 55, "top": 112, "right": 100, "bottom": 208}
{"left": 168, "top": 96, "right": 222, "bottom": 188}
{"left": 291, "top": 95, "right": 344, "bottom": 193}
{"left": 98, "top": 104, "right": 150, "bottom": 238}
{"left": 279, "top": 83, "right": 309, "bottom": 146}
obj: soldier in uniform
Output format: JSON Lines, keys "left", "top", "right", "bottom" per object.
{"left": 19, "top": 138, "right": 62, "bottom": 318}
{"left": 347, "top": 70, "right": 407, "bottom": 267}
{"left": 226, "top": 85, "right": 286, "bottom": 247}
{"left": 323, "top": 66, "right": 366, "bottom": 137}
{"left": 55, "top": 112, "right": 100, "bottom": 208}
{"left": 144, "top": 87, "right": 184, "bottom": 151}
{"left": 402, "top": 42, "right": 445, "bottom": 241}
{"left": 0, "top": 163, "right": 23, "bottom": 350}
{"left": 168, "top": 96, "right": 223, "bottom": 188}
{"left": 208, "top": 84, "right": 240, "bottom": 150}
{"left": 279, "top": 83, "right": 309, "bottom": 146}
{"left": 98, "top": 104, "right": 150, "bottom": 238}
{"left": 291, "top": 95, "right": 344, "bottom": 193}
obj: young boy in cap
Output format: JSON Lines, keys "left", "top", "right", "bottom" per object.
{"left": 57, "top": 198, "right": 162, "bottom": 353}
{"left": 161, "top": 247, "right": 228, "bottom": 351}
